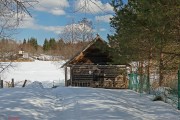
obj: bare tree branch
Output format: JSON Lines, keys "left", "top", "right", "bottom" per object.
{"left": 0, "top": 62, "right": 13, "bottom": 73}
{"left": 0, "top": 0, "right": 38, "bottom": 76}
{"left": 0, "top": 0, "right": 38, "bottom": 38}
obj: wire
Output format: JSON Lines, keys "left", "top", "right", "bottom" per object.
{"left": 89, "top": 0, "right": 112, "bottom": 14}
{"left": 67, "top": 0, "right": 112, "bottom": 15}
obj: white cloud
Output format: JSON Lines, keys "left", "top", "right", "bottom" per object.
{"left": 18, "top": 15, "right": 93, "bottom": 35}
{"left": 18, "top": 15, "right": 64, "bottom": 34}
{"left": 20, "top": 14, "right": 37, "bottom": 29}
{"left": 39, "top": 0, "right": 69, "bottom": 7}
{"left": 95, "top": 14, "right": 113, "bottom": 23}
{"left": 35, "top": 0, "right": 69, "bottom": 15}
{"left": 50, "top": 9, "right": 65, "bottom": 16}
{"left": 43, "top": 26, "right": 64, "bottom": 34}
{"left": 75, "top": 0, "right": 113, "bottom": 14}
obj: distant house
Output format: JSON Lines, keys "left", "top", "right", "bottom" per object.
{"left": 18, "top": 50, "right": 24, "bottom": 57}
{"left": 62, "top": 35, "right": 128, "bottom": 89}
{"left": 18, "top": 50, "right": 29, "bottom": 59}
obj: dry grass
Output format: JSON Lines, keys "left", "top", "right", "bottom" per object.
{"left": 0, "top": 58, "right": 34, "bottom": 62}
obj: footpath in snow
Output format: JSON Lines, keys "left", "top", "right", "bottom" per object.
{"left": 0, "top": 86, "right": 180, "bottom": 120}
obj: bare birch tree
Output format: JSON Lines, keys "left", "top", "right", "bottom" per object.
{"left": 60, "top": 18, "right": 94, "bottom": 43}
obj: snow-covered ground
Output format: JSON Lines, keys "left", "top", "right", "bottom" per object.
{"left": 0, "top": 60, "right": 66, "bottom": 88}
{"left": 0, "top": 60, "right": 180, "bottom": 120}
{"left": 0, "top": 86, "right": 180, "bottom": 120}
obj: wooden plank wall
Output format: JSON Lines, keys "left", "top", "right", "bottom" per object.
{"left": 70, "top": 65, "right": 128, "bottom": 88}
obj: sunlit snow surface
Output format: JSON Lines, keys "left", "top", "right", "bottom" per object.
{"left": 0, "top": 87, "right": 180, "bottom": 120}
{"left": 0, "top": 60, "right": 180, "bottom": 119}
{"left": 0, "top": 60, "right": 66, "bottom": 88}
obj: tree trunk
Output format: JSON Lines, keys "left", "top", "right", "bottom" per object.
{"left": 147, "top": 48, "right": 152, "bottom": 94}
{"left": 139, "top": 61, "right": 143, "bottom": 93}
{"left": 159, "top": 52, "right": 164, "bottom": 86}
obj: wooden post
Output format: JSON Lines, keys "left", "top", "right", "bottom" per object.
{"left": 70, "top": 67, "right": 73, "bottom": 86}
{"left": 11, "top": 78, "right": 14, "bottom": 87}
{"left": 22, "top": 80, "right": 27, "bottom": 87}
{"left": 65, "top": 67, "right": 67, "bottom": 86}
{"left": 1, "top": 80, "right": 3, "bottom": 88}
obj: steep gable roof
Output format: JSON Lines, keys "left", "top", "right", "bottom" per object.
{"left": 61, "top": 35, "right": 110, "bottom": 67}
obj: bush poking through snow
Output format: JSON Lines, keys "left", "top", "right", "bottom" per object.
{"left": 153, "top": 95, "right": 164, "bottom": 101}
{"left": 152, "top": 87, "right": 178, "bottom": 107}
{"left": 152, "top": 87, "right": 166, "bottom": 101}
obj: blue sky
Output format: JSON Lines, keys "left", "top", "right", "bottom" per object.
{"left": 15, "top": 0, "right": 122, "bottom": 45}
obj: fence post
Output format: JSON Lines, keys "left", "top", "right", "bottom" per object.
{"left": 65, "top": 67, "right": 67, "bottom": 86}
{"left": 22, "top": 80, "right": 27, "bottom": 87}
{"left": 128, "top": 74, "right": 132, "bottom": 90}
{"left": 178, "top": 65, "right": 180, "bottom": 110}
{"left": 0, "top": 80, "right": 3, "bottom": 88}
{"left": 11, "top": 78, "right": 14, "bottom": 87}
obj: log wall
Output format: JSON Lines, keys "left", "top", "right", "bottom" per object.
{"left": 68, "top": 65, "right": 128, "bottom": 88}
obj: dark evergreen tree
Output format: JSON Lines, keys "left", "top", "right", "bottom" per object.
{"left": 23, "top": 39, "right": 26, "bottom": 45}
{"left": 43, "top": 38, "right": 49, "bottom": 51}
{"left": 49, "top": 38, "right": 56, "bottom": 50}
{"left": 29, "top": 37, "right": 38, "bottom": 50}
{"left": 109, "top": 0, "right": 180, "bottom": 86}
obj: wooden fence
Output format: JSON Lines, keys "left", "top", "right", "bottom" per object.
{"left": 0, "top": 79, "right": 28, "bottom": 88}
